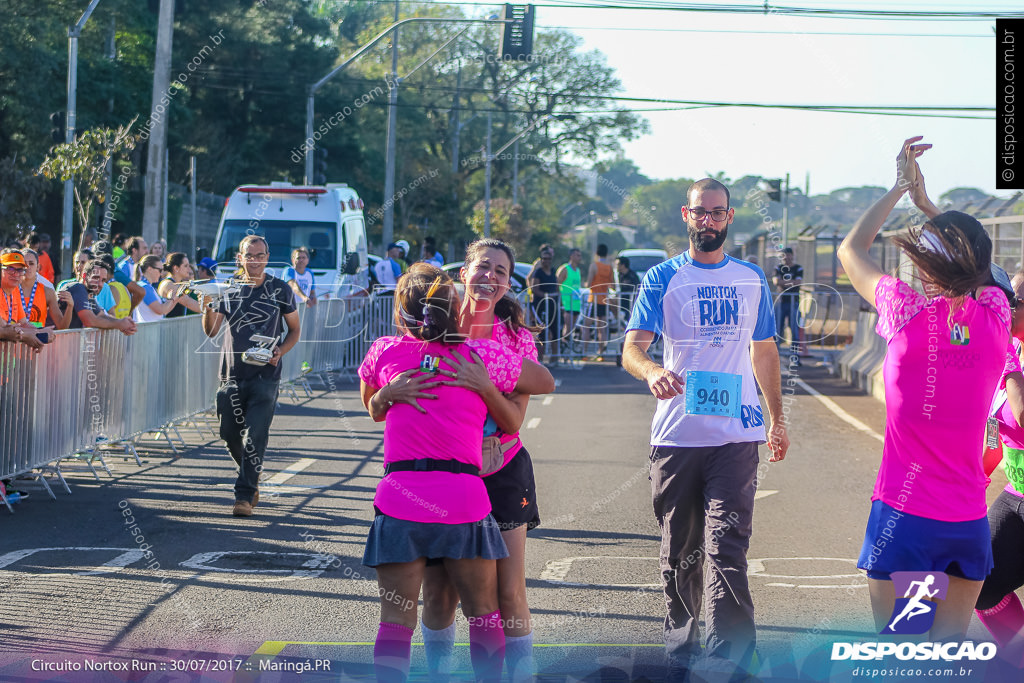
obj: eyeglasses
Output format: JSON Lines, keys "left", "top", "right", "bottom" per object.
{"left": 687, "top": 207, "right": 730, "bottom": 222}
{"left": 3, "top": 267, "right": 26, "bottom": 274}
{"left": 241, "top": 252, "right": 268, "bottom": 261}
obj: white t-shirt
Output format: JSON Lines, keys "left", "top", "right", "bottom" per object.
{"left": 38, "top": 275, "right": 55, "bottom": 291}
{"left": 282, "top": 266, "right": 315, "bottom": 296}
{"left": 626, "top": 253, "right": 776, "bottom": 447}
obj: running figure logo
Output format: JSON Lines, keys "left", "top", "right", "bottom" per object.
{"left": 882, "top": 571, "right": 949, "bottom": 635}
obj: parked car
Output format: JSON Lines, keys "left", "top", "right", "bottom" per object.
{"left": 616, "top": 248, "right": 669, "bottom": 284}
{"left": 442, "top": 261, "right": 532, "bottom": 295}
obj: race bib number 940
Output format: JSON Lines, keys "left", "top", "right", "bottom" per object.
{"left": 684, "top": 371, "right": 741, "bottom": 418}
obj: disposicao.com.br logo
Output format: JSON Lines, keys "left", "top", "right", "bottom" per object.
{"left": 831, "top": 571, "right": 996, "bottom": 663}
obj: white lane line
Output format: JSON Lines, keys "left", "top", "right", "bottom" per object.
{"left": 754, "top": 490, "right": 778, "bottom": 500}
{"left": 542, "top": 396, "right": 554, "bottom": 406}
{"left": 793, "top": 378, "right": 884, "bottom": 443}
{"left": 265, "top": 458, "right": 317, "bottom": 485}
{"left": 526, "top": 417, "right": 542, "bottom": 429}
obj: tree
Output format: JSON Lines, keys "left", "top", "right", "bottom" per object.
{"left": 0, "top": 155, "right": 50, "bottom": 242}
{"left": 38, "top": 118, "right": 139, "bottom": 240}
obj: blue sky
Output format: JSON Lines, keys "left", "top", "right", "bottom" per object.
{"left": 530, "top": 1, "right": 1014, "bottom": 199}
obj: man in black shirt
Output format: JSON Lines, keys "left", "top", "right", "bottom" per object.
{"left": 773, "top": 247, "right": 804, "bottom": 362}
{"left": 202, "top": 235, "right": 300, "bottom": 517}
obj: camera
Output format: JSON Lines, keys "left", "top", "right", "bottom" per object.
{"left": 241, "top": 334, "right": 279, "bottom": 366}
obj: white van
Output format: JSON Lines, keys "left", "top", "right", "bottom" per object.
{"left": 211, "top": 182, "right": 369, "bottom": 295}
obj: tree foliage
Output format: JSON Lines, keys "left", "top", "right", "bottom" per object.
{"left": 38, "top": 118, "right": 139, "bottom": 236}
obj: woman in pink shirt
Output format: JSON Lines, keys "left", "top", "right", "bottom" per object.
{"left": 975, "top": 271, "right": 1024, "bottom": 665}
{"left": 359, "top": 263, "right": 551, "bottom": 683}
{"left": 839, "top": 137, "right": 1018, "bottom": 641}
{"left": 421, "top": 239, "right": 550, "bottom": 681}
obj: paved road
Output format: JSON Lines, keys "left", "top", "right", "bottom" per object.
{"left": 0, "top": 353, "right": 1017, "bottom": 682}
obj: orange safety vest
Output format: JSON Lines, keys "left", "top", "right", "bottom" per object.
{"left": 19, "top": 280, "right": 48, "bottom": 326}
{"left": 0, "top": 287, "right": 27, "bottom": 324}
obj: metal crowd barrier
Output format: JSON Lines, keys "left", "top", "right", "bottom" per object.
{"left": 0, "top": 295, "right": 383, "bottom": 487}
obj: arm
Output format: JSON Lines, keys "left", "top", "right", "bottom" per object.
{"left": 909, "top": 161, "right": 941, "bottom": 219}
{"left": 0, "top": 321, "right": 44, "bottom": 351}
{"left": 360, "top": 380, "right": 386, "bottom": 422}
{"left": 440, "top": 351, "right": 554, "bottom": 434}
{"left": 1007, "top": 371, "right": 1024, "bottom": 429}
{"left": 586, "top": 262, "right": 597, "bottom": 288}
{"left": 147, "top": 294, "right": 183, "bottom": 316}
{"left": 78, "top": 308, "right": 137, "bottom": 335}
{"left": 556, "top": 265, "right": 567, "bottom": 284}
{"left": 202, "top": 305, "right": 224, "bottom": 338}
{"left": 750, "top": 338, "right": 789, "bottom": 462}
{"left": 288, "top": 279, "right": 311, "bottom": 304}
{"left": 48, "top": 288, "right": 73, "bottom": 330}
{"left": 365, "top": 368, "right": 446, "bottom": 419}
{"left": 622, "top": 329, "right": 685, "bottom": 399}
{"left": 838, "top": 136, "right": 931, "bottom": 308}
{"left": 126, "top": 281, "right": 145, "bottom": 311}
{"left": 268, "top": 309, "right": 301, "bottom": 366}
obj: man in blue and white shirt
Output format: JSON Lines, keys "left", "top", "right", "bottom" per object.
{"left": 623, "top": 178, "right": 789, "bottom": 677}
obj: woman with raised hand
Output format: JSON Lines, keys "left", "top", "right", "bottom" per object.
{"left": 133, "top": 255, "right": 187, "bottom": 323}
{"left": 158, "top": 252, "right": 202, "bottom": 317}
{"left": 359, "top": 263, "right": 552, "bottom": 683}
{"left": 838, "top": 137, "right": 1019, "bottom": 641}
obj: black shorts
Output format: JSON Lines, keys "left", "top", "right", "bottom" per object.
{"left": 484, "top": 445, "right": 540, "bottom": 532}
{"left": 594, "top": 303, "right": 607, "bottom": 319}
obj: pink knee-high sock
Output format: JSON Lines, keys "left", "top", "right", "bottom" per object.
{"left": 468, "top": 610, "right": 506, "bottom": 682}
{"left": 977, "top": 594, "right": 1024, "bottom": 647}
{"left": 374, "top": 622, "right": 413, "bottom": 683}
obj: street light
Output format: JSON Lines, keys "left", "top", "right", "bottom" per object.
{"left": 302, "top": 15, "right": 506, "bottom": 247}
{"left": 61, "top": 0, "right": 103, "bottom": 273}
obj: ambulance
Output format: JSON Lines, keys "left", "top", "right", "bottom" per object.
{"left": 211, "top": 182, "right": 370, "bottom": 295}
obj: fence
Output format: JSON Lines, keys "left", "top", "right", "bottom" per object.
{"left": 0, "top": 295, "right": 390, "bottom": 487}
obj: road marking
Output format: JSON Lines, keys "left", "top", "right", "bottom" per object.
{"left": 180, "top": 551, "right": 333, "bottom": 579}
{"left": 754, "top": 489, "right": 778, "bottom": 500}
{"left": 793, "top": 378, "right": 884, "bottom": 443}
{"left": 0, "top": 547, "right": 146, "bottom": 575}
{"left": 216, "top": 483, "right": 332, "bottom": 495}
{"left": 526, "top": 417, "right": 541, "bottom": 429}
{"left": 265, "top": 457, "right": 317, "bottom": 485}
{"left": 540, "top": 556, "right": 868, "bottom": 589}
{"left": 542, "top": 396, "right": 554, "bottom": 406}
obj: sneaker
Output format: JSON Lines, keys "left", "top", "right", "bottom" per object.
{"left": 232, "top": 500, "right": 254, "bottom": 517}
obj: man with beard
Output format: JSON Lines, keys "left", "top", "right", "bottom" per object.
{"left": 621, "top": 178, "right": 788, "bottom": 680}
{"left": 58, "top": 258, "right": 137, "bottom": 335}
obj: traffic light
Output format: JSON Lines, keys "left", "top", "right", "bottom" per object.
{"left": 500, "top": 4, "right": 535, "bottom": 61}
{"left": 765, "top": 179, "right": 782, "bottom": 202}
{"left": 314, "top": 148, "right": 328, "bottom": 185}
{"left": 50, "top": 111, "right": 65, "bottom": 143}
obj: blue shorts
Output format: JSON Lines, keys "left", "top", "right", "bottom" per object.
{"left": 857, "top": 500, "right": 993, "bottom": 581}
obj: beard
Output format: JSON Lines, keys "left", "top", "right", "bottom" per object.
{"left": 688, "top": 224, "right": 728, "bottom": 252}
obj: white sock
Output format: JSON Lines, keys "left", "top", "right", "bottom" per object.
{"left": 505, "top": 632, "right": 535, "bottom": 683}
{"left": 421, "top": 621, "right": 455, "bottom": 680}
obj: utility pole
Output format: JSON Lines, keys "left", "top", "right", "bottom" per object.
{"left": 62, "top": 0, "right": 102, "bottom": 272}
{"left": 484, "top": 110, "right": 492, "bottom": 237}
{"left": 382, "top": 0, "right": 400, "bottom": 247}
{"left": 142, "top": 0, "right": 175, "bottom": 245}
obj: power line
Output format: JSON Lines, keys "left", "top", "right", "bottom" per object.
{"left": 356, "top": 0, "right": 1024, "bottom": 20}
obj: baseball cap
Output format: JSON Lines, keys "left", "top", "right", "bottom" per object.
{"left": 395, "top": 240, "right": 410, "bottom": 257}
{"left": 198, "top": 257, "right": 217, "bottom": 271}
{"left": 387, "top": 242, "right": 400, "bottom": 251}
{"left": 1, "top": 252, "right": 27, "bottom": 268}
